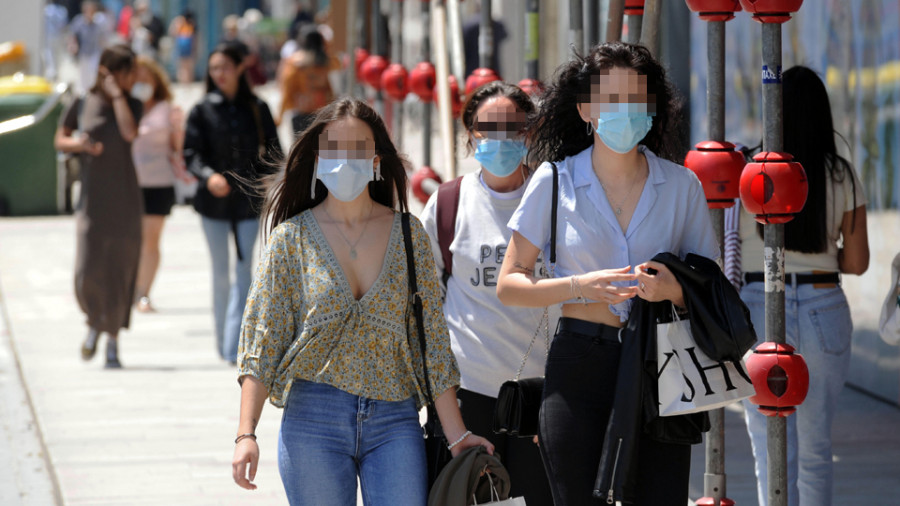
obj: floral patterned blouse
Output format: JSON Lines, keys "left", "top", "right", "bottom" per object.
{"left": 238, "top": 209, "right": 460, "bottom": 409}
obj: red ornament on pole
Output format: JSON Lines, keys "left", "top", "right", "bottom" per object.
{"left": 738, "top": 0, "right": 804, "bottom": 23}
{"left": 464, "top": 68, "right": 501, "bottom": 95}
{"left": 684, "top": 141, "right": 745, "bottom": 209}
{"left": 739, "top": 151, "right": 807, "bottom": 224}
{"left": 517, "top": 78, "right": 544, "bottom": 97}
{"left": 434, "top": 75, "right": 462, "bottom": 118}
{"left": 685, "top": 0, "right": 743, "bottom": 21}
{"left": 381, "top": 63, "right": 409, "bottom": 101}
{"left": 745, "top": 342, "right": 809, "bottom": 417}
{"left": 696, "top": 498, "right": 736, "bottom": 506}
{"left": 624, "top": 0, "right": 646, "bottom": 16}
{"left": 360, "top": 54, "right": 389, "bottom": 90}
{"left": 354, "top": 48, "right": 370, "bottom": 75}
{"left": 410, "top": 166, "right": 442, "bottom": 204}
{"left": 409, "top": 62, "right": 436, "bottom": 102}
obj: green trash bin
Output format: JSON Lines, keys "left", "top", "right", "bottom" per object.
{"left": 0, "top": 80, "right": 63, "bottom": 216}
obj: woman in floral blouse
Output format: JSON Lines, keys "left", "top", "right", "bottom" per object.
{"left": 231, "top": 98, "right": 493, "bottom": 505}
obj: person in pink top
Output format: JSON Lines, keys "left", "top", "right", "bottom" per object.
{"left": 130, "top": 56, "right": 193, "bottom": 312}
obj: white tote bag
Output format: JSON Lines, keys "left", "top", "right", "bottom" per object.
{"left": 657, "top": 314, "right": 756, "bottom": 417}
{"left": 473, "top": 473, "right": 526, "bottom": 506}
{"left": 878, "top": 252, "right": 900, "bottom": 346}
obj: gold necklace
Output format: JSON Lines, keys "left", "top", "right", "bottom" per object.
{"left": 599, "top": 169, "right": 645, "bottom": 216}
{"left": 321, "top": 204, "right": 373, "bottom": 260}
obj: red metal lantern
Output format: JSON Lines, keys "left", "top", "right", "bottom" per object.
{"left": 354, "top": 48, "right": 370, "bottom": 75}
{"left": 739, "top": 151, "right": 807, "bottom": 224}
{"left": 683, "top": 140, "right": 745, "bottom": 209}
{"left": 465, "top": 68, "right": 502, "bottom": 96}
{"left": 517, "top": 78, "right": 544, "bottom": 97}
{"left": 409, "top": 61, "right": 436, "bottom": 102}
{"left": 381, "top": 63, "right": 409, "bottom": 101}
{"left": 685, "top": 0, "right": 742, "bottom": 21}
{"left": 696, "top": 498, "right": 735, "bottom": 506}
{"left": 360, "top": 54, "right": 389, "bottom": 90}
{"left": 411, "top": 166, "right": 442, "bottom": 204}
{"left": 745, "top": 342, "right": 809, "bottom": 417}
{"left": 434, "top": 75, "right": 462, "bottom": 118}
{"left": 624, "top": 0, "right": 646, "bottom": 16}
{"left": 738, "top": 0, "right": 804, "bottom": 23}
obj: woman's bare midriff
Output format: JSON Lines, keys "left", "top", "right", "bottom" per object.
{"left": 561, "top": 301, "right": 625, "bottom": 328}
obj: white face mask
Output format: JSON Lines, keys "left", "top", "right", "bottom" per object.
{"left": 315, "top": 156, "right": 378, "bottom": 202}
{"left": 130, "top": 81, "right": 154, "bottom": 102}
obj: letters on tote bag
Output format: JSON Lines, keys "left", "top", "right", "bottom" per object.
{"left": 657, "top": 314, "right": 755, "bottom": 417}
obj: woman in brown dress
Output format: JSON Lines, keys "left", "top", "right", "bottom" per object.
{"left": 54, "top": 44, "right": 143, "bottom": 368}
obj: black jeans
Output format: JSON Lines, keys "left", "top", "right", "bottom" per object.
{"left": 457, "top": 388, "right": 554, "bottom": 506}
{"left": 538, "top": 318, "right": 691, "bottom": 505}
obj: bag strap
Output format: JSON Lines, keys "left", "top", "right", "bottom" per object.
{"left": 401, "top": 212, "right": 436, "bottom": 408}
{"left": 513, "top": 162, "right": 559, "bottom": 380}
{"left": 435, "top": 176, "right": 463, "bottom": 286}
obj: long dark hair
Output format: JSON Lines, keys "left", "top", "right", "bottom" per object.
{"left": 90, "top": 44, "right": 135, "bottom": 96}
{"left": 460, "top": 80, "right": 536, "bottom": 156}
{"left": 261, "top": 98, "right": 409, "bottom": 234}
{"left": 205, "top": 43, "right": 254, "bottom": 103}
{"left": 298, "top": 24, "right": 329, "bottom": 67}
{"left": 767, "top": 66, "right": 857, "bottom": 253}
{"left": 526, "top": 41, "right": 683, "bottom": 165}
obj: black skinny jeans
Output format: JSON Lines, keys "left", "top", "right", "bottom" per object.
{"left": 457, "top": 388, "right": 554, "bottom": 506}
{"left": 538, "top": 318, "right": 692, "bottom": 505}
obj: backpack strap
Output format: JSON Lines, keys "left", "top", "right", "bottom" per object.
{"left": 550, "top": 162, "right": 558, "bottom": 266}
{"left": 401, "top": 212, "right": 436, "bottom": 409}
{"left": 435, "top": 175, "right": 463, "bottom": 285}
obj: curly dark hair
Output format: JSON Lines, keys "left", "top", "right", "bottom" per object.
{"left": 460, "top": 81, "right": 536, "bottom": 155}
{"left": 260, "top": 98, "right": 409, "bottom": 235}
{"left": 525, "top": 41, "right": 684, "bottom": 165}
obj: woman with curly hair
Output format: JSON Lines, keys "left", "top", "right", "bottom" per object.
{"left": 497, "top": 42, "right": 718, "bottom": 505}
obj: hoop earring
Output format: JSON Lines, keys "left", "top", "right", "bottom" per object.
{"left": 586, "top": 121, "right": 593, "bottom": 136}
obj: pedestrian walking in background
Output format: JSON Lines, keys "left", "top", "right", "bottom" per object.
{"left": 43, "top": 0, "right": 69, "bottom": 82}
{"left": 276, "top": 25, "right": 338, "bottom": 135}
{"left": 53, "top": 44, "right": 143, "bottom": 369}
{"left": 67, "top": 0, "right": 111, "bottom": 93}
{"left": 420, "top": 81, "right": 554, "bottom": 505}
{"left": 131, "top": 0, "right": 164, "bottom": 61}
{"left": 168, "top": 9, "right": 197, "bottom": 83}
{"left": 131, "top": 56, "right": 192, "bottom": 313}
{"left": 183, "top": 44, "right": 281, "bottom": 364}
{"left": 497, "top": 42, "right": 719, "bottom": 505}
{"left": 738, "top": 66, "right": 869, "bottom": 506}
{"left": 230, "top": 98, "right": 494, "bottom": 504}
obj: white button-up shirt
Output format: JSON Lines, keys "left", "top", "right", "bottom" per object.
{"left": 508, "top": 145, "right": 719, "bottom": 321}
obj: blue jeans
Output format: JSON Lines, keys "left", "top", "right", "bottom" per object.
{"left": 200, "top": 217, "right": 258, "bottom": 362}
{"left": 740, "top": 281, "right": 853, "bottom": 506}
{"left": 278, "top": 381, "right": 427, "bottom": 506}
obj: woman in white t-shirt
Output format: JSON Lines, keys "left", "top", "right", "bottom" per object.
{"left": 421, "top": 81, "right": 553, "bottom": 505}
{"left": 131, "top": 56, "right": 192, "bottom": 312}
{"left": 738, "top": 66, "right": 869, "bottom": 506}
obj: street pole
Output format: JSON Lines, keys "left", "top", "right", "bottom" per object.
{"left": 570, "top": 0, "right": 584, "bottom": 54}
{"left": 421, "top": 0, "right": 432, "bottom": 168}
{"left": 639, "top": 0, "right": 661, "bottom": 56}
{"left": 390, "top": 0, "right": 404, "bottom": 146}
{"left": 372, "top": 0, "right": 387, "bottom": 117}
{"left": 479, "top": 0, "right": 493, "bottom": 69}
{"left": 606, "top": 0, "right": 625, "bottom": 42}
{"left": 525, "top": 0, "right": 539, "bottom": 80}
{"left": 585, "top": 0, "right": 599, "bottom": 48}
{"left": 345, "top": 0, "right": 358, "bottom": 97}
{"left": 761, "top": 20, "right": 787, "bottom": 506}
{"left": 625, "top": 2, "right": 644, "bottom": 44}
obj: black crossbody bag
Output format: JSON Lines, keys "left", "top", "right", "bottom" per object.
{"left": 491, "top": 162, "right": 558, "bottom": 438}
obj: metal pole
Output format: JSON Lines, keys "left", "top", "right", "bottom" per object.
{"left": 761, "top": 20, "right": 787, "bottom": 506}
{"left": 570, "top": 0, "right": 584, "bottom": 54}
{"left": 585, "top": 0, "right": 599, "bottom": 48}
{"left": 605, "top": 0, "right": 625, "bottom": 42}
{"left": 391, "top": 0, "right": 404, "bottom": 146}
{"left": 345, "top": 0, "right": 358, "bottom": 97}
{"left": 625, "top": 11, "right": 643, "bottom": 44}
{"left": 479, "top": 0, "right": 493, "bottom": 69}
{"left": 525, "top": 0, "right": 539, "bottom": 79}
{"left": 422, "top": 0, "right": 432, "bottom": 167}
{"left": 704, "top": 18, "right": 728, "bottom": 506}
{"left": 447, "top": 0, "right": 465, "bottom": 84}
{"left": 639, "top": 0, "right": 661, "bottom": 56}
{"left": 433, "top": 0, "right": 456, "bottom": 179}
{"left": 373, "top": 0, "right": 386, "bottom": 116}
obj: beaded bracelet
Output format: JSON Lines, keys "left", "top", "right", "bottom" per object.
{"left": 571, "top": 275, "right": 587, "bottom": 305}
{"left": 447, "top": 430, "right": 472, "bottom": 451}
{"left": 234, "top": 433, "right": 257, "bottom": 444}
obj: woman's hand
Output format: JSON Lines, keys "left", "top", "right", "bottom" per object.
{"left": 635, "top": 261, "right": 684, "bottom": 306}
{"left": 575, "top": 266, "right": 638, "bottom": 304}
{"left": 449, "top": 432, "right": 495, "bottom": 458}
{"left": 232, "top": 438, "right": 259, "bottom": 490}
{"left": 98, "top": 67, "right": 123, "bottom": 98}
{"left": 207, "top": 173, "right": 231, "bottom": 197}
{"left": 78, "top": 133, "right": 104, "bottom": 156}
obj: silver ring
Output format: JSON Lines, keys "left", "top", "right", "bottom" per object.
{"left": 640, "top": 283, "right": 646, "bottom": 290}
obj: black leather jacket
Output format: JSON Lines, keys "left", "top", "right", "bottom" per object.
{"left": 183, "top": 90, "right": 282, "bottom": 221}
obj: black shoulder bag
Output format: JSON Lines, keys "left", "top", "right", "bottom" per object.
{"left": 491, "top": 162, "right": 558, "bottom": 438}
{"left": 401, "top": 212, "right": 449, "bottom": 488}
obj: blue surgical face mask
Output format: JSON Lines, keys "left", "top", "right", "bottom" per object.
{"left": 315, "top": 156, "right": 376, "bottom": 202}
{"left": 593, "top": 103, "right": 655, "bottom": 154}
{"left": 473, "top": 138, "right": 528, "bottom": 177}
